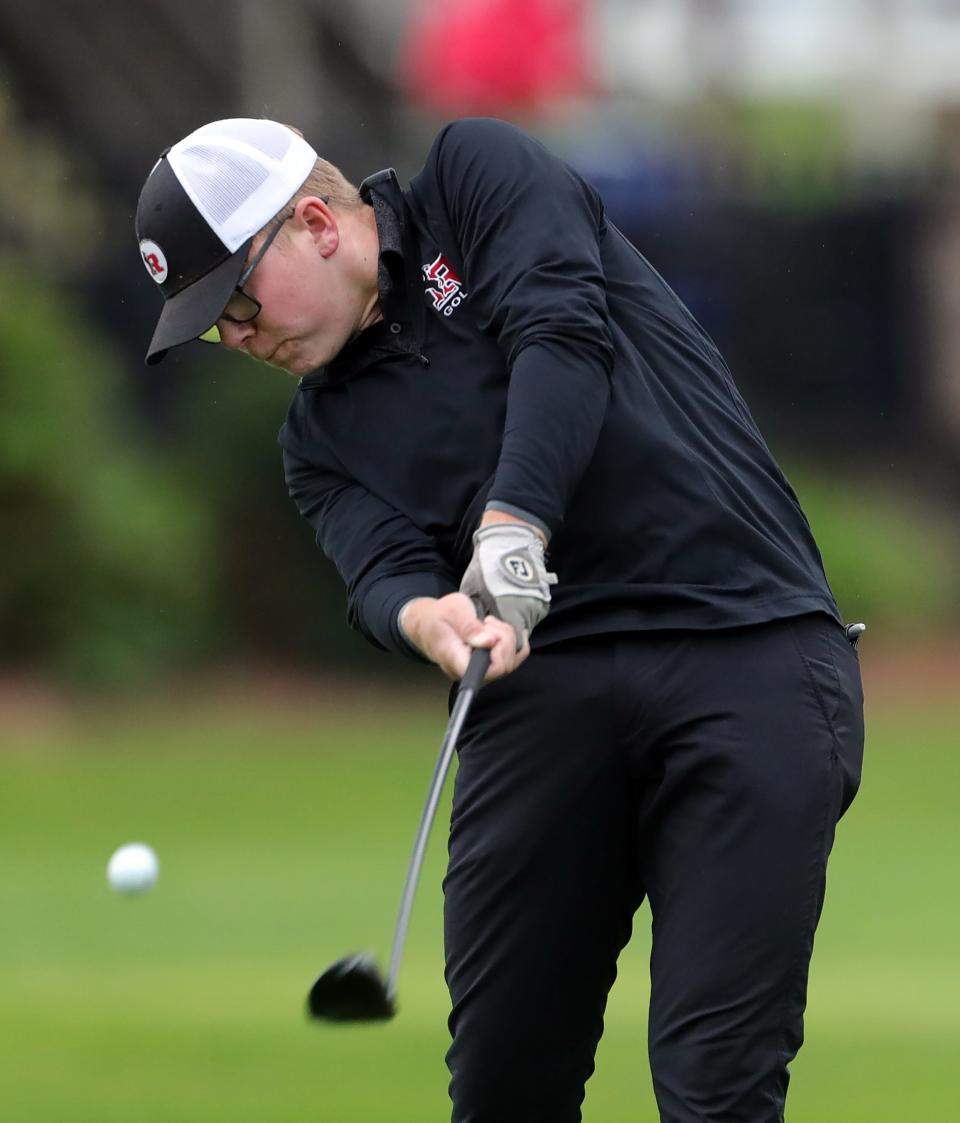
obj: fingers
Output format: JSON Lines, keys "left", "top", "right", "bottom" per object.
{"left": 467, "top": 615, "right": 528, "bottom": 683}
{"left": 421, "top": 593, "right": 530, "bottom": 684}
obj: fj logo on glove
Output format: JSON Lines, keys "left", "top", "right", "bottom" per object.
{"left": 502, "top": 554, "right": 536, "bottom": 584}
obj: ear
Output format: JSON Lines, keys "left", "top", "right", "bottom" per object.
{"left": 294, "top": 196, "right": 339, "bottom": 259}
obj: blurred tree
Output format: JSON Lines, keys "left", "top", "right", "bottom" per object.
{"left": 166, "top": 351, "right": 389, "bottom": 673}
{"left": 788, "top": 461, "right": 959, "bottom": 634}
{"left": 0, "top": 265, "right": 216, "bottom": 683}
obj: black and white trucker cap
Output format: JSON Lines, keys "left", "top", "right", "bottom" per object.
{"left": 135, "top": 119, "right": 317, "bottom": 365}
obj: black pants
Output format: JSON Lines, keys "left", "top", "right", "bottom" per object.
{"left": 444, "top": 613, "right": 865, "bottom": 1123}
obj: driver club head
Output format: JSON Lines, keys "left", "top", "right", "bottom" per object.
{"left": 306, "top": 953, "right": 396, "bottom": 1023}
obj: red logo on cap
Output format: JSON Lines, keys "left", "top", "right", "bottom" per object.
{"left": 139, "top": 239, "right": 169, "bottom": 284}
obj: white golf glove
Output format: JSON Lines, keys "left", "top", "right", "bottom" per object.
{"left": 460, "top": 523, "right": 557, "bottom": 650}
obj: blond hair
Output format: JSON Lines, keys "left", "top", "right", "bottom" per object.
{"left": 291, "top": 158, "right": 362, "bottom": 212}
{"left": 257, "top": 124, "right": 362, "bottom": 236}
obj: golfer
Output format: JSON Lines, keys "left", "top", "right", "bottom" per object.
{"left": 136, "top": 117, "right": 865, "bottom": 1122}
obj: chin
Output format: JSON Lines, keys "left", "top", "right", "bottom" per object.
{"left": 261, "top": 341, "right": 309, "bottom": 376}
{"left": 267, "top": 333, "right": 348, "bottom": 376}
{"left": 277, "top": 353, "right": 321, "bottom": 377}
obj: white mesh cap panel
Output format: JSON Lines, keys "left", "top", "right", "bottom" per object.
{"left": 213, "top": 117, "right": 295, "bottom": 162}
{"left": 167, "top": 119, "right": 317, "bottom": 252}
{"left": 177, "top": 145, "right": 271, "bottom": 227}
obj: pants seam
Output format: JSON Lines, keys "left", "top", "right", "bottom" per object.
{"left": 765, "top": 619, "right": 838, "bottom": 1120}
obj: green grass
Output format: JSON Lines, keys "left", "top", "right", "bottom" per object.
{"left": 1, "top": 681, "right": 958, "bottom": 1121}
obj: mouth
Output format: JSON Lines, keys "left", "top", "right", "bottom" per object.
{"left": 249, "top": 339, "right": 284, "bottom": 364}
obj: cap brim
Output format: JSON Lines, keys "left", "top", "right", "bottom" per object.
{"left": 145, "top": 241, "right": 251, "bottom": 365}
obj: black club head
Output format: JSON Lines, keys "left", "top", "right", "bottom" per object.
{"left": 306, "top": 953, "right": 396, "bottom": 1023}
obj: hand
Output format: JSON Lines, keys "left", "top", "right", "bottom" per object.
{"left": 459, "top": 522, "right": 557, "bottom": 650}
{"left": 398, "top": 592, "right": 529, "bottom": 683}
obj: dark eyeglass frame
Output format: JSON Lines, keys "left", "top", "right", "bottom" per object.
{"left": 199, "top": 195, "right": 330, "bottom": 342}
{"left": 223, "top": 211, "right": 290, "bottom": 322}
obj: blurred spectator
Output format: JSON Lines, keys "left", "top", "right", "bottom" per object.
{"left": 401, "top": 0, "right": 595, "bottom": 115}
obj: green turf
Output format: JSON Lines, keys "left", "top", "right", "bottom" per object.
{"left": 1, "top": 684, "right": 957, "bottom": 1121}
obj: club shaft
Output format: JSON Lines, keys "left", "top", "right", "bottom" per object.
{"left": 385, "top": 648, "right": 490, "bottom": 996}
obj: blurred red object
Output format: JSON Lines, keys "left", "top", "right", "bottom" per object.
{"left": 400, "top": 0, "right": 594, "bottom": 116}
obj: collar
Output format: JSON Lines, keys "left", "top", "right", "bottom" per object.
{"left": 362, "top": 170, "right": 405, "bottom": 307}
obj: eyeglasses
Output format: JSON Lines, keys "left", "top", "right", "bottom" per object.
{"left": 198, "top": 198, "right": 328, "bottom": 344}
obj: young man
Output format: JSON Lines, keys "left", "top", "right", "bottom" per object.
{"left": 136, "top": 117, "right": 865, "bottom": 1122}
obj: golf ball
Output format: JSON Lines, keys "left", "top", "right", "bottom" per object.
{"left": 107, "top": 842, "right": 159, "bottom": 895}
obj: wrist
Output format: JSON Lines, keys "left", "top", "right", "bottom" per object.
{"left": 398, "top": 597, "right": 433, "bottom": 651}
{"left": 479, "top": 508, "right": 547, "bottom": 544}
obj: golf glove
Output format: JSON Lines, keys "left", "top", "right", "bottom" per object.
{"left": 460, "top": 523, "right": 557, "bottom": 650}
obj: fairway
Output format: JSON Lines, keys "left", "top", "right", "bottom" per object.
{"left": 1, "top": 673, "right": 958, "bottom": 1121}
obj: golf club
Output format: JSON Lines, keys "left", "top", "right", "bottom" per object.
{"left": 306, "top": 645, "right": 491, "bottom": 1023}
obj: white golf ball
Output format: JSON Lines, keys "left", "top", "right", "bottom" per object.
{"left": 107, "top": 843, "right": 159, "bottom": 895}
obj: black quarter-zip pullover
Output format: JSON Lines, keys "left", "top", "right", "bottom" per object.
{"left": 279, "top": 118, "right": 839, "bottom": 656}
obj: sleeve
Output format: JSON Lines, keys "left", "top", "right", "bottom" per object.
{"left": 283, "top": 448, "right": 458, "bottom": 659}
{"left": 434, "top": 118, "right": 615, "bottom": 536}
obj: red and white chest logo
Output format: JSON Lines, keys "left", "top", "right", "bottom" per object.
{"left": 423, "top": 253, "right": 467, "bottom": 317}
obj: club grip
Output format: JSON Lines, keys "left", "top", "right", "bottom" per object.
{"left": 460, "top": 647, "right": 491, "bottom": 696}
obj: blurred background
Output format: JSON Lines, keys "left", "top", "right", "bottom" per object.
{"left": 1, "top": 1, "right": 958, "bottom": 1120}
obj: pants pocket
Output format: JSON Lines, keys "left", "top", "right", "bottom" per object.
{"left": 789, "top": 616, "right": 866, "bottom": 819}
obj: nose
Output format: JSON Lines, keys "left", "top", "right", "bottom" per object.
{"left": 218, "top": 319, "right": 256, "bottom": 351}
